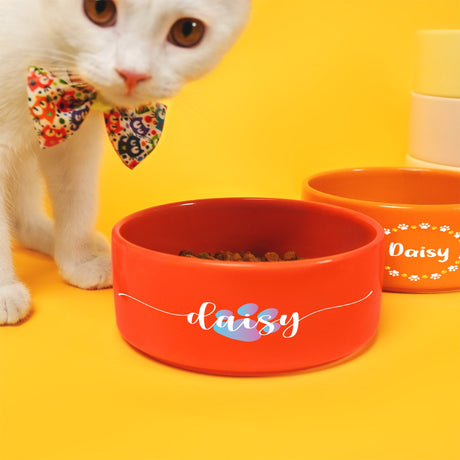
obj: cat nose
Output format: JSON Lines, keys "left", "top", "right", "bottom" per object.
{"left": 116, "top": 69, "right": 151, "bottom": 95}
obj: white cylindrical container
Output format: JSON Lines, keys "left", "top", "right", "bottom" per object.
{"left": 406, "top": 154, "right": 460, "bottom": 172}
{"left": 408, "top": 92, "right": 460, "bottom": 168}
{"left": 414, "top": 30, "right": 460, "bottom": 98}
{"left": 407, "top": 30, "right": 460, "bottom": 170}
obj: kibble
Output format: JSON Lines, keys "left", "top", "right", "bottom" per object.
{"left": 179, "top": 250, "right": 302, "bottom": 262}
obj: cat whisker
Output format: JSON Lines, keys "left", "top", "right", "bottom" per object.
{"left": 15, "top": 47, "right": 76, "bottom": 66}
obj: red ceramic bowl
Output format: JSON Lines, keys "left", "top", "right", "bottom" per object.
{"left": 303, "top": 168, "right": 460, "bottom": 292}
{"left": 112, "top": 198, "right": 384, "bottom": 376}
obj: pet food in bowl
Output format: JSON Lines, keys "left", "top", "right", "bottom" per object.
{"left": 178, "top": 250, "right": 302, "bottom": 261}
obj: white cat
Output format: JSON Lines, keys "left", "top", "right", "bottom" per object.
{"left": 0, "top": 0, "right": 250, "bottom": 324}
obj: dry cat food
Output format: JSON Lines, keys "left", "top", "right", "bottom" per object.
{"left": 179, "top": 250, "right": 302, "bottom": 262}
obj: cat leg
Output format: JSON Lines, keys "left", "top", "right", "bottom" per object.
{"left": 38, "top": 113, "right": 112, "bottom": 290}
{"left": 9, "top": 153, "right": 55, "bottom": 257}
{"left": 0, "top": 162, "right": 32, "bottom": 325}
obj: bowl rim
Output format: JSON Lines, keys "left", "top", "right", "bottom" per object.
{"left": 304, "top": 167, "right": 460, "bottom": 209}
{"left": 112, "top": 197, "right": 384, "bottom": 269}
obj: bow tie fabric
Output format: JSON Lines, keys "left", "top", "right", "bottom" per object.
{"left": 27, "top": 66, "right": 166, "bottom": 169}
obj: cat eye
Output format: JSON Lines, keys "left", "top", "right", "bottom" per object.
{"left": 168, "top": 18, "right": 206, "bottom": 48}
{"left": 84, "top": 0, "right": 117, "bottom": 27}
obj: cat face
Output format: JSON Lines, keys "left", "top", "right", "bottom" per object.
{"left": 39, "top": 0, "right": 250, "bottom": 107}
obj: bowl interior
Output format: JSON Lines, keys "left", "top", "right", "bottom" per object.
{"left": 118, "top": 199, "right": 378, "bottom": 260}
{"left": 308, "top": 168, "right": 460, "bottom": 205}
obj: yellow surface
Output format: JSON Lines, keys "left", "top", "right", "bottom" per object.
{"left": 414, "top": 30, "right": 460, "bottom": 97}
{"left": 1, "top": 1, "right": 460, "bottom": 459}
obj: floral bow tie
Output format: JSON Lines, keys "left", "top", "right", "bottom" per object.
{"left": 27, "top": 66, "right": 166, "bottom": 169}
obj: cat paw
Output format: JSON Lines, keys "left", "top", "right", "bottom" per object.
{"left": 92, "top": 231, "right": 111, "bottom": 256}
{"left": 0, "top": 282, "right": 32, "bottom": 325}
{"left": 59, "top": 254, "right": 113, "bottom": 290}
{"left": 55, "top": 232, "right": 112, "bottom": 290}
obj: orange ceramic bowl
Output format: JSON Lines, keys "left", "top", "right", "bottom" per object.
{"left": 303, "top": 168, "right": 460, "bottom": 293}
{"left": 112, "top": 198, "right": 383, "bottom": 376}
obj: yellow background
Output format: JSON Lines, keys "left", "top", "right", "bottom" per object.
{"left": 1, "top": 1, "right": 460, "bottom": 459}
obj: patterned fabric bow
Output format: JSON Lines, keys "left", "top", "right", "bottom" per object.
{"left": 27, "top": 66, "right": 166, "bottom": 169}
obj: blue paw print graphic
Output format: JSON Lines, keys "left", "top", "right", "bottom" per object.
{"left": 213, "top": 303, "right": 281, "bottom": 342}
